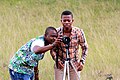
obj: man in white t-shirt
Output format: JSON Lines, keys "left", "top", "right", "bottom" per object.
{"left": 8, "top": 26, "right": 61, "bottom": 80}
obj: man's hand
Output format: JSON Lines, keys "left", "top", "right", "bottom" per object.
{"left": 74, "top": 62, "right": 83, "bottom": 71}
{"left": 34, "top": 71, "right": 39, "bottom": 80}
{"left": 57, "top": 61, "right": 64, "bottom": 69}
{"left": 52, "top": 37, "right": 62, "bottom": 47}
{"left": 34, "top": 65, "right": 39, "bottom": 80}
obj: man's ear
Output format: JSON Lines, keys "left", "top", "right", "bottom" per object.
{"left": 44, "top": 34, "right": 47, "bottom": 37}
{"left": 72, "top": 19, "right": 74, "bottom": 22}
{"left": 61, "top": 19, "right": 62, "bottom": 22}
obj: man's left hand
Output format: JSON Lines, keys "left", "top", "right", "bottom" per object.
{"left": 74, "top": 62, "right": 83, "bottom": 71}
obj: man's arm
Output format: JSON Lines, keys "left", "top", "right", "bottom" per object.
{"left": 79, "top": 29, "right": 88, "bottom": 65}
{"left": 33, "top": 44, "right": 55, "bottom": 54}
{"left": 33, "top": 44, "right": 55, "bottom": 80}
{"left": 77, "top": 29, "right": 88, "bottom": 71}
{"left": 33, "top": 37, "right": 61, "bottom": 54}
{"left": 34, "top": 62, "right": 39, "bottom": 80}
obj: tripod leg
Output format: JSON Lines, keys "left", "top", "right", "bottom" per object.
{"left": 70, "top": 61, "right": 80, "bottom": 79}
{"left": 63, "top": 61, "right": 67, "bottom": 80}
{"left": 67, "top": 61, "right": 70, "bottom": 80}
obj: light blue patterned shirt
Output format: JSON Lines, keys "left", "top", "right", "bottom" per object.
{"left": 8, "top": 36, "right": 45, "bottom": 75}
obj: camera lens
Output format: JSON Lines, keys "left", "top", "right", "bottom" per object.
{"left": 62, "top": 36, "right": 70, "bottom": 44}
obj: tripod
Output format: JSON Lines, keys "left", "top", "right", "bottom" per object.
{"left": 63, "top": 44, "right": 80, "bottom": 80}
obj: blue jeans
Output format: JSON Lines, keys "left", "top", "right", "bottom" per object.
{"left": 9, "top": 68, "right": 34, "bottom": 80}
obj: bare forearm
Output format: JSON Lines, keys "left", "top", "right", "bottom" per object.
{"left": 34, "top": 63, "right": 39, "bottom": 80}
{"left": 34, "top": 44, "right": 54, "bottom": 54}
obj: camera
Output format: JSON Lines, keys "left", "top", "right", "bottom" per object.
{"left": 62, "top": 36, "right": 70, "bottom": 44}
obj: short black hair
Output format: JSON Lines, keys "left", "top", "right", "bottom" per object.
{"left": 45, "top": 26, "right": 57, "bottom": 35}
{"left": 61, "top": 10, "right": 73, "bottom": 18}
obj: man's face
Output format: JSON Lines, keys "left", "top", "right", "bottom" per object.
{"left": 61, "top": 15, "right": 74, "bottom": 30}
{"left": 45, "top": 30, "right": 58, "bottom": 44}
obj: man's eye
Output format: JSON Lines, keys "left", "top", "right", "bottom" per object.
{"left": 51, "top": 35, "right": 57, "bottom": 38}
{"left": 62, "top": 20, "right": 71, "bottom": 22}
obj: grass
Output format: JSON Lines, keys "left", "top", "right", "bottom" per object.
{"left": 0, "top": 0, "right": 120, "bottom": 80}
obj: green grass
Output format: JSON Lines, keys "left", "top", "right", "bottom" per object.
{"left": 0, "top": 0, "right": 120, "bottom": 80}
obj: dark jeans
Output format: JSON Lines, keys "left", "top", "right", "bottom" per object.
{"left": 9, "top": 68, "right": 34, "bottom": 80}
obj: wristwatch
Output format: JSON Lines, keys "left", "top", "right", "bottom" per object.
{"left": 80, "top": 60, "right": 84, "bottom": 65}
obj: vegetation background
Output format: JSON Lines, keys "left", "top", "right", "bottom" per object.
{"left": 0, "top": 0, "right": 120, "bottom": 80}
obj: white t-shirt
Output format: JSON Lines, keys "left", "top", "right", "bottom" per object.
{"left": 30, "top": 39, "right": 44, "bottom": 52}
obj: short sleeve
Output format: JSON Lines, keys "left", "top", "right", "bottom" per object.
{"left": 31, "top": 39, "right": 44, "bottom": 52}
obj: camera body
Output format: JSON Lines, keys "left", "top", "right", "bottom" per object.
{"left": 62, "top": 36, "right": 70, "bottom": 44}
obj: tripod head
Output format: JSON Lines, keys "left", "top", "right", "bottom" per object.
{"left": 62, "top": 36, "right": 71, "bottom": 60}
{"left": 62, "top": 36, "right": 70, "bottom": 45}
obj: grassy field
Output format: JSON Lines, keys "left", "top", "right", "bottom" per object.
{"left": 0, "top": 0, "right": 120, "bottom": 80}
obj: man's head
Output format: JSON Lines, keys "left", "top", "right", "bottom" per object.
{"left": 44, "top": 26, "right": 58, "bottom": 44}
{"left": 61, "top": 10, "right": 74, "bottom": 31}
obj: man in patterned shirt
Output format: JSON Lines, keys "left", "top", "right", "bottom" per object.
{"left": 50, "top": 10, "right": 88, "bottom": 80}
{"left": 8, "top": 26, "right": 61, "bottom": 80}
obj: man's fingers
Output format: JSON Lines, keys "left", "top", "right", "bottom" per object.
{"left": 77, "top": 65, "right": 83, "bottom": 71}
{"left": 58, "top": 61, "right": 64, "bottom": 69}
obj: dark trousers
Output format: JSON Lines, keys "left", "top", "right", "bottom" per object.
{"left": 9, "top": 68, "right": 34, "bottom": 80}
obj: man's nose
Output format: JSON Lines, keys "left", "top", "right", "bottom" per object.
{"left": 65, "top": 21, "right": 69, "bottom": 23}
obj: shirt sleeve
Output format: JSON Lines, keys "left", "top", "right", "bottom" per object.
{"left": 30, "top": 39, "right": 44, "bottom": 52}
{"left": 78, "top": 29, "right": 88, "bottom": 64}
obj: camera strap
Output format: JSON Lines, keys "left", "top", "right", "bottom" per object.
{"left": 56, "top": 49, "right": 59, "bottom": 68}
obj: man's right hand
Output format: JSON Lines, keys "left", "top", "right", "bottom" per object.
{"left": 52, "top": 37, "right": 61, "bottom": 47}
{"left": 34, "top": 74, "right": 39, "bottom": 80}
{"left": 57, "top": 61, "right": 64, "bottom": 69}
